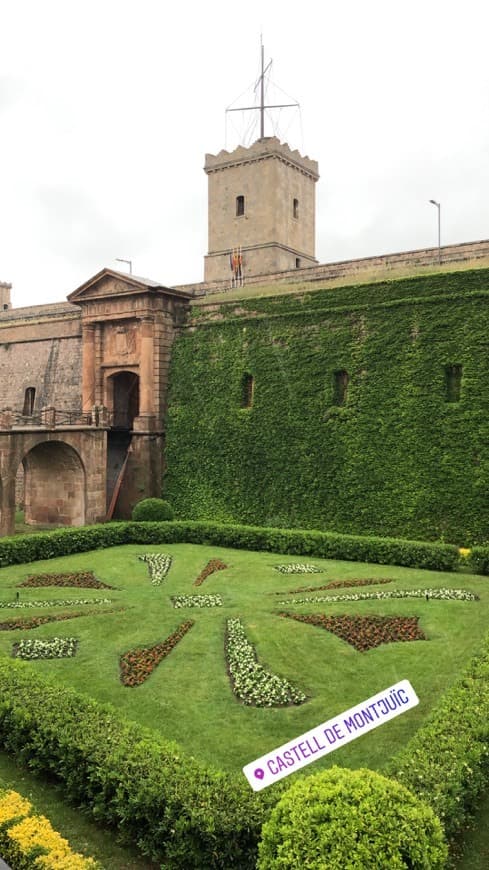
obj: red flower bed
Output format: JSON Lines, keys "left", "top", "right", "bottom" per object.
{"left": 193, "top": 559, "right": 228, "bottom": 587}
{"left": 279, "top": 612, "right": 426, "bottom": 652}
{"left": 18, "top": 572, "right": 113, "bottom": 589}
{"left": 279, "top": 578, "right": 395, "bottom": 595}
{"left": 119, "top": 620, "right": 195, "bottom": 687}
{"left": 0, "top": 607, "right": 125, "bottom": 632}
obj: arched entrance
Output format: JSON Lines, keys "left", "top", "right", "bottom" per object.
{"left": 107, "top": 371, "right": 139, "bottom": 430}
{"left": 21, "top": 441, "right": 86, "bottom": 527}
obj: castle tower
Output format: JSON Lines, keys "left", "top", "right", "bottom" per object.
{"left": 204, "top": 137, "right": 319, "bottom": 284}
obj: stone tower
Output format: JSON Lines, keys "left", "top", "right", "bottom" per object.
{"left": 204, "top": 136, "right": 319, "bottom": 284}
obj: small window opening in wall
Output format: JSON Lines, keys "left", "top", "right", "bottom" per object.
{"left": 333, "top": 370, "right": 349, "bottom": 406}
{"left": 23, "top": 387, "right": 36, "bottom": 416}
{"left": 445, "top": 364, "right": 462, "bottom": 402}
{"left": 241, "top": 373, "right": 254, "bottom": 408}
{"left": 293, "top": 198, "right": 299, "bottom": 219}
{"left": 3, "top": 304, "right": 8, "bottom": 310}
{"left": 236, "top": 195, "right": 245, "bottom": 216}
{"left": 295, "top": 258, "right": 301, "bottom": 269}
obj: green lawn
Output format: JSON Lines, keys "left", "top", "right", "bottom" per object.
{"left": 0, "top": 543, "right": 486, "bottom": 779}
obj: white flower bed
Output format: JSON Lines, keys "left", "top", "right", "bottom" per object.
{"left": 225, "top": 617, "right": 306, "bottom": 707}
{"left": 139, "top": 553, "right": 172, "bottom": 585}
{"left": 13, "top": 637, "right": 78, "bottom": 659}
{"left": 274, "top": 563, "right": 323, "bottom": 574}
{"left": 172, "top": 594, "right": 223, "bottom": 608}
{"left": 0, "top": 598, "right": 112, "bottom": 609}
{"left": 279, "top": 588, "right": 479, "bottom": 605}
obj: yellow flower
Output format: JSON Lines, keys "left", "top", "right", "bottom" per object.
{"left": 459, "top": 547, "right": 471, "bottom": 558}
{"left": 0, "top": 790, "right": 32, "bottom": 825}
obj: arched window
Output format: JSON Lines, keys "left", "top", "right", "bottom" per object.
{"left": 23, "top": 387, "right": 36, "bottom": 416}
{"left": 293, "top": 198, "right": 299, "bottom": 219}
{"left": 333, "top": 370, "right": 349, "bottom": 406}
{"left": 445, "top": 364, "right": 462, "bottom": 402}
{"left": 241, "top": 373, "right": 254, "bottom": 408}
{"left": 236, "top": 195, "right": 245, "bottom": 217}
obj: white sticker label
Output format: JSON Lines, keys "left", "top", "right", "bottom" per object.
{"left": 243, "top": 679, "right": 418, "bottom": 791}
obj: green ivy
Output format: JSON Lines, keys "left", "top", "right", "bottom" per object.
{"left": 165, "top": 267, "right": 489, "bottom": 544}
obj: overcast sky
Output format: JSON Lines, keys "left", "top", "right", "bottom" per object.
{"left": 2, "top": 0, "right": 489, "bottom": 308}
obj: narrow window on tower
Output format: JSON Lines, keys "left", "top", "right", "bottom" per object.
{"left": 23, "top": 387, "right": 36, "bottom": 416}
{"left": 445, "top": 364, "right": 462, "bottom": 402}
{"left": 295, "top": 257, "right": 301, "bottom": 269}
{"left": 293, "top": 198, "right": 299, "bottom": 219}
{"left": 333, "top": 370, "right": 349, "bottom": 406}
{"left": 241, "top": 373, "right": 254, "bottom": 408}
{"left": 236, "top": 195, "right": 245, "bottom": 217}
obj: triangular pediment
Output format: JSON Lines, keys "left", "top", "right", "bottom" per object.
{"left": 67, "top": 268, "right": 168, "bottom": 305}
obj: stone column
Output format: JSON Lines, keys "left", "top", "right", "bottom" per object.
{"left": 82, "top": 323, "right": 96, "bottom": 412}
{"left": 139, "top": 316, "right": 155, "bottom": 417}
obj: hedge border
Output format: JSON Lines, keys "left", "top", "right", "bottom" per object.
{"left": 388, "top": 630, "right": 489, "bottom": 840}
{"left": 0, "top": 521, "right": 460, "bottom": 573}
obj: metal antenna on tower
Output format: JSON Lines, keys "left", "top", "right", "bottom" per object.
{"left": 226, "top": 39, "right": 299, "bottom": 141}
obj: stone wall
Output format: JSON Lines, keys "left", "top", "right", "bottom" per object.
{"left": 177, "top": 238, "right": 489, "bottom": 297}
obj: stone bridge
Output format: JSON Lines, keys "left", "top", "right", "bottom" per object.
{"left": 0, "top": 408, "right": 107, "bottom": 537}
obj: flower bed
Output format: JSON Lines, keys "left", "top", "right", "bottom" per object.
{"left": 280, "top": 612, "right": 426, "bottom": 652}
{"left": 0, "top": 788, "right": 98, "bottom": 868}
{"left": 279, "top": 588, "right": 479, "bottom": 605}
{"left": 0, "top": 597, "right": 112, "bottom": 609}
{"left": 0, "top": 607, "right": 125, "bottom": 632}
{"left": 274, "top": 563, "right": 323, "bottom": 574}
{"left": 139, "top": 552, "right": 172, "bottom": 585}
{"left": 225, "top": 617, "right": 306, "bottom": 706}
{"left": 18, "top": 571, "right": 113, "bottom": 589}
{"left": 193, "top": 558, "right": 228, "bottom": 587}
{"left": 12, "top": 637, "right": 78, "bottom": 660}
{"left": 172, "top": 594, "right": 223, "bottom": 608}
{"left": 119, "top": 620, "right": 194, "bottom": 686}
{"left": 277, "top": 578, "right": 395, "bottom": 595}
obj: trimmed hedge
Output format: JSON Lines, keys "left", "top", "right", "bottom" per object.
{"left": 0, "top": 522, "right": 460, "bottom": 572}
{"left": 257, "top": 766, "right": 448, "bottom": 869}
{"left": 0, "top": 658, "right": 275, "bottom": 869}
{"left": 388, "top": 630, "right": 489, "bottom": 839}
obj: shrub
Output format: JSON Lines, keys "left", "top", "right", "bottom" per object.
{"left": 132, "top": 499, "right": 174, "bottom": 522}
{"left": 257, "top": 766, "right": 448, "bottom": 870}
{"left": 468, "top": 545, "right": 489, "bottom": 575}
{"left": 0, "top": 657, "right": 275, "bottom": 868}
{"left": 388, "top": 630, "right": 489, "bottom": 839}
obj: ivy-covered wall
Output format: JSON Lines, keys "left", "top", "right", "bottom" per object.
{"left": 164, "top": 268, "right": 489, "bottom": 544}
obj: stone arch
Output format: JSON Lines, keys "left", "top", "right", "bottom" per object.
{"left": 21, "top": 440, "right": 86, "bottom": 527}
{"left": 106, "top": 370, "right": 140, "bottom": 430}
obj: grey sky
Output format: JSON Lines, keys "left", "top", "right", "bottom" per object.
{"left": 1, "top": 0, "right": 488, "bottom": 307}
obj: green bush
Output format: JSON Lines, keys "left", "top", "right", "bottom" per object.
{"left": 0, "top": 658, "right": 275, "bottom": 869}
{"left": 388, "top": 631, "right": 489, "bottom": 839}
{"left": 0, "top": 521, "right": 459, "bottom": 572}
{"left": 257, "top": 766, "right": 448, "bottom": 869}
{"left": 131, "top": 498, "right": 174, "bottom": 522}
{"left": 468, "top": 545, "right": 489, "bottom": 575}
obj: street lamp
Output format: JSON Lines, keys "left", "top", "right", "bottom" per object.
{"left": 429, "top": 200, "right": 441, "bottom": 265}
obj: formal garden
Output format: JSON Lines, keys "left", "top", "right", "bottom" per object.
{"left": 0, "top": 520, "right": 487, "bottom": 866}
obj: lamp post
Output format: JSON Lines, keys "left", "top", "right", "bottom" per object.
{"left": 429, "top": 199, "right": 441, "bottom": 265}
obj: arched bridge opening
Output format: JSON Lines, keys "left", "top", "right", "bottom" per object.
{"left": 22, "top": 441, "right": 86, "bottom": 527}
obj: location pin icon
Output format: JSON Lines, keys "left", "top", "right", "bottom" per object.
{"left": 254, "top": 768, "right": 265, "bottom": 780}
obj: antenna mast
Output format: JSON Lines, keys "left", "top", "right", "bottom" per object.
{"left": 226, "top": 39, "right": 299, "bottom": 141}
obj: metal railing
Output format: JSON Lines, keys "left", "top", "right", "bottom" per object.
{"left": 0, "top": 406, "right": 110, "bottom": 430}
